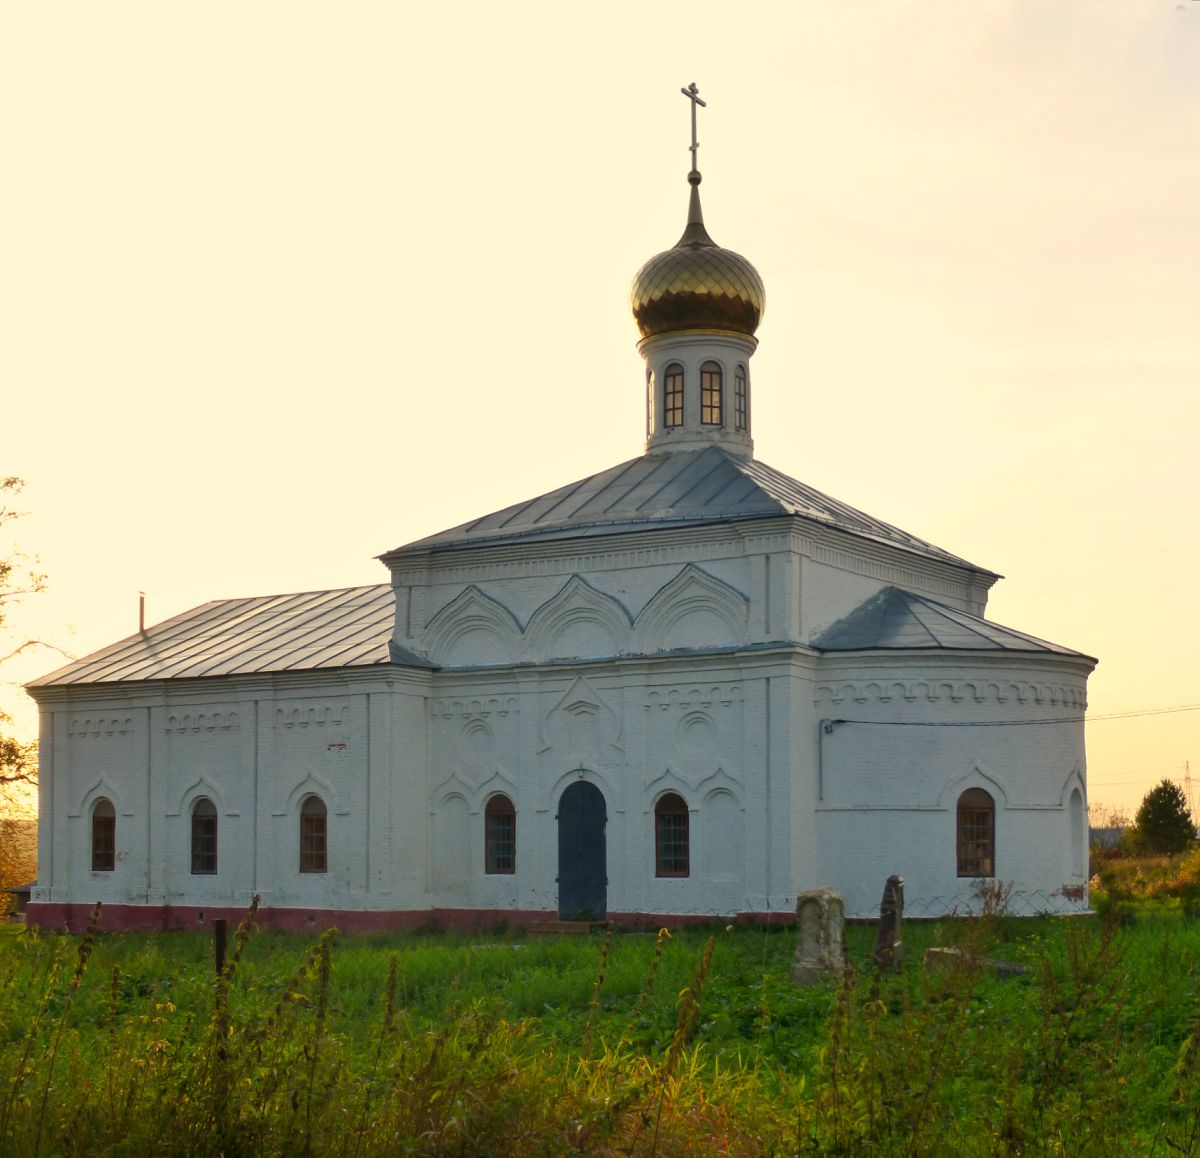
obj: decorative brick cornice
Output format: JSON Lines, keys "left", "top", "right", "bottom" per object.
{"left": 814, "top": 677, "right": 1087, "bottom": 711}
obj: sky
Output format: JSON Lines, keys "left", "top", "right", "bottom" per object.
{"left": 2, "top": 0, "right": 1197, "bottom": 818}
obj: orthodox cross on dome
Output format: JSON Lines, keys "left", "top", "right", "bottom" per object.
{"left": 680, "top": 82, "right": 706, "bottom": 179}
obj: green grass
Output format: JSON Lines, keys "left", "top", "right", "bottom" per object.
{"left": 4, "top": 903, "right": 1200, "bottom": 1153}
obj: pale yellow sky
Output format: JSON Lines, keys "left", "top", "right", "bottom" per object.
{"left": 2, "top": 1, "right": 1197, "bottom": 816}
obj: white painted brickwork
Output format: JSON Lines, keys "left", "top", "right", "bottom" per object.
{"left": 32, "top": 509, "right": 1093, "bottom": 920}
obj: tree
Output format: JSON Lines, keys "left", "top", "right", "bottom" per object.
{"left": 1088, "top": 801, "right": 1131, "bottom": 830}
{"left": 0, "top": 476, "right": 64, "bottom": 799}
{"left": 1131, "top": 779, "right": 1195, "bottom": 856}
{"left": 0, "top": 732, "right": 36, "bottom": 790}
{"left": 0, "top": 477, "right": 48, "bottom": 909}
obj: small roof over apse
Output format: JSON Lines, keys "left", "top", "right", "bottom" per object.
{"left": 812, "top": 586, "right": 1094, "bottom": 659}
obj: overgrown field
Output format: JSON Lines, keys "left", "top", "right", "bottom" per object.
{"left": 1091, "top": 842, "right": 1200, "bottom": 920}
{"left": 4, "top": 901, "right": 1200, "bottom": 1154}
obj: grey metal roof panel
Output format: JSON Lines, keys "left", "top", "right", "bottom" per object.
{"left": 732, "top": 457, "right": 976, "bottom": 565}
{"left": 383, "top": 447, "right": 991, "bottom": 573}
{"left": 811, "top": 586, "right": 1093, "bottom": 659}
{"left": 28, "top": 585, "right": 418, "bottom": 688}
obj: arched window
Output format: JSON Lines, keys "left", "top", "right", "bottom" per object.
{"left": 1069, "top": 787, "right": 1085, "bottom": 880}
{"left": 700, "top": 361, "right": 722, "bottom": 426}
{"left": 957, "top": 788, "right": 994, "bottom": 877}
{"left": 191, "top": 797, "right": 218, "bottom": 875}
{"left": 655, "top": 792, "right": 690, "bottom": 877}
{"left": 663, "top": 364, "right": 684, "bottom": 428}
{"left": 646, "top": 369, "right": 656, "bottom": 436}
{"left": 92, "top": 798, "right": 116, "bottom": 872}
{"left": 485, "top": 794, "right": 516, "bottom": 874}
{"left": 300, "top": 795, "right": 327, "bottom": 873}
{"left": 734, "top": 365, "right": 748, "bottom": 432}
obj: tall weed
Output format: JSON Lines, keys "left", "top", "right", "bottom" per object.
{"left": 2, "top": 907, "right": 1199, "bottom": 1153}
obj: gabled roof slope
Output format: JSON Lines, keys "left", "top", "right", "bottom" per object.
{"left": 382, "top": 446, "right": 995, "bottom": 574}
{"left": 812, "top": 586, "right": 1093, "bottom": 659}
{"left": 28, "top": 585, "right": 413, "bottom": 688}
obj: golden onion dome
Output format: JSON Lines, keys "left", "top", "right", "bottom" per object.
{"left": 631, "top": 173, "right": 765, "bottom": 340}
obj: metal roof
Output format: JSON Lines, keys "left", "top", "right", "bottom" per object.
{"left": 28, "top": 584, "right": 408, "bottom": 688}
{"left": 382, "top": 447, "right": 994, "bottom": 574}
{"left": 812, "top": 586, "right": 1092, "bottom": 658}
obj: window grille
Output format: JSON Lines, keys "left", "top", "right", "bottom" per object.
{"left": 300, "top": 795, "right": 328, "bottom": 873}
{"left": 957, "top": 788, "right": 995, "bottom": 877}
{"left": 655, "top": 792, "right": 690, "bottom": 877}
{"left": 485, "top": 794, "right": 516, "bottom": 874}
{"left": 92, "top": 798, "right": 116, "bottom": 872}
{"left": 191, "top": 797, "right": 218, "bottom": 875}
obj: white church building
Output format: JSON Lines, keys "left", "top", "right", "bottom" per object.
{"left": 27, "top": 106, "right": 1096, "bottom": 930}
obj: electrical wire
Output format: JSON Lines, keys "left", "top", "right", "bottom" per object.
{"left": 825, "top": 701, "right": 1200, "bottom": 730}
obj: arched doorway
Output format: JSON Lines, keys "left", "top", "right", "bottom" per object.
{"left": 557, "top": 780, "right": 607, "bottom": 920}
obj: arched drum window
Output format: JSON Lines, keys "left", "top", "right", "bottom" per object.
{"left": 92, "top": 798, "right": 116, "bottom": 872}
{"left": 956, "top": 788, "right": 995, "bottom": 877}
{"left": 655, "top": 792, "right": 690, "bottom": 877}
{"left": 300, "top": 795, "right": 328, "bottom": 873}
{"left": 734, "top": 365, "right": 748, "bottom": 432}
{"left": 663, "top": 364, "right": 684, "bottom": 428}
{"left": 700, "top": 361, "right": 722, "bottom": 426}
{"left": 485, "top": 794, "right": 516, "bottom": 874}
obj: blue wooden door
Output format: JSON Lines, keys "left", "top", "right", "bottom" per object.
{"left": 557, "top": 781, "right": 607, "bottom": 920}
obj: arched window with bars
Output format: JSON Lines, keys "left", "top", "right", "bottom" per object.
{"left": 734, "top": 364, "right": 748, "bottom": 431}
{"left": 191, "top": 797, "right": 218, "bottom": 875}
{"left": 92, "top": 798, "right": 116, "bottom": 872}
{"left": 655, "top": 792, "right": 690, "bottom": 877}
{"left": 300, "top": 794, "right": 328, "bottom": 873}
{"left": 484, "top": 794, "right": 516, "bottom": 874}
{"left": 700, "top": 361, "right": 723, "bottom": 426}
{"left": 956, "top": 788, "right": 995, "bottom": 877}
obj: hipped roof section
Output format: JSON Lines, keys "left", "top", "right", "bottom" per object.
{"left": 381, "top": 446, "right": 997, "bottom": 577}
{"left": 813, "top": 586, "right": 1094, "bottom": 660}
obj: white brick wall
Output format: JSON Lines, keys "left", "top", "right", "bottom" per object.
{"left": 32, "top": 512, "right": 1092, "bottom": 921}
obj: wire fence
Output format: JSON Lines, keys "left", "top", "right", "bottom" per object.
{"left": 517, "top": 886, "right": 1090, "bottom": 925}
{"left": 878, "top": 889, "right": 1089, "bottom": 920}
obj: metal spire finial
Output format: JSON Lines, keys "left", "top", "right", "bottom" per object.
{"left": 680, "top": 82, "right": 706, "bottom": 183}
{"left": 676, "top": 83, "right": 714, "bottom": 247}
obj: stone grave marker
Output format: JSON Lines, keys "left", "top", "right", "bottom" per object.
{"left": 791, "top": 888, "right": 845, "bottom": 986}
{"left": 873, "top": 874, "right": 904, "bottom": 971}
{"left": 923, "top": 947, "right": 1027, "bottom": 979}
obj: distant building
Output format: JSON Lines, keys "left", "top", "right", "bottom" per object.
{"left": 1089, "top": 827, "right": 1126, "bottom": 851}
{"left": 26, "top": 108, "right": 1096, "bottom": 929}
